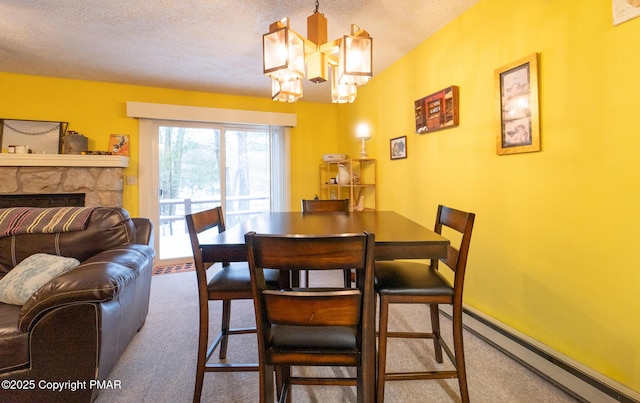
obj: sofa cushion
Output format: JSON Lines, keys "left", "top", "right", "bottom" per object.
{"left": 0, "top": 254, "right": 80, "bottom": 305}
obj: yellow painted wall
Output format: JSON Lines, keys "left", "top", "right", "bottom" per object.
{"left": 0, "top": 73, "right": 338, "bottom": 215}
{"left": 341, "top": 0, "right": 640, "bottom": 392}
{"left": 1, "top": 0, "right": 639, "bottom": 393}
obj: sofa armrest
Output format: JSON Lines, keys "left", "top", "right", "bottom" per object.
{"left": 17, "top": 244, "right": 155, "bottom": 331}
{"left": 132, "top": 217, "right": 154, "bottom": 246}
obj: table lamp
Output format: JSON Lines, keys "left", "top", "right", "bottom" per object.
{"left": 355, "top": 123, "right": 371, "bottom": 158}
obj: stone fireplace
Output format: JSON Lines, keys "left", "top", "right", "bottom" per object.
{"left": 0, "top": 154, "right": 129, "bottom": 207}
{"left": 0, "top": 193, "right": 86, "bottom": 208}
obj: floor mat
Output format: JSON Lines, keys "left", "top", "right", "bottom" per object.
{"left": 152, "top": 261, "right": 195, "bottom": 276}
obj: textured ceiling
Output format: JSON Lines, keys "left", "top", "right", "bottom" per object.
{"left": 0, "top": 0, "right": 478, "bottom": 103}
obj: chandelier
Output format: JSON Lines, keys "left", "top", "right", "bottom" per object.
{"left": 263, "top": 1, "right": 373, "bottom": 103}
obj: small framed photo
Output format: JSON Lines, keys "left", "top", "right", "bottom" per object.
{"left": 495, "top": 53, "right": 540, "bottom": 155}
{"left": 109, "top": 134, "right": 129, "bottom": 156}
{"left": 390, "top": 136, "right": 407, "bottom": 160}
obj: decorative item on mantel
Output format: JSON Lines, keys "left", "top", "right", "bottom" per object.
{"left": 109, "top": 134, "right": 130, "bottom": 156}
{"left": 0, "top": 119, "right": 68, "bottom": 154}
{"left": 62, "top": 131, "right": 89, "bottom": 154}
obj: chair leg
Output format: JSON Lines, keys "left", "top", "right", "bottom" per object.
{"left": 356, "top": 363, "right": 364, "bottom": 403}
{"left": 219, "top": 299, "right": 231, "bottom": 359}
{"left": 259, "top": 363, "right": 275, "bottom": 403}
{"left": 193, "top": 302, "right": 209, "bottom": 402}
{"left": 275, "top": 366, "right": 282, "bottom": 402}
{"left": 452, "top": 305, "right": 470, "bottom": 403}
{"left": 429, "top": 304, "right": 444, "bottom": 363}
{"left": 276, "top": 365, "right": 291, "bottom": 403}
{"left": 376, "top": 295, "right": 390, "bottom": 403}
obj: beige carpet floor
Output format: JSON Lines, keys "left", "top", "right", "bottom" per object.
{"left": 95, "top": 269, "right": 580, "bottom": 402}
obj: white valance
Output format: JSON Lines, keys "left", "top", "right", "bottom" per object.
{"left": 126, "top": 102, "right": 297, "bottom": 127}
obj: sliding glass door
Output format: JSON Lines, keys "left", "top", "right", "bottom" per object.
{"left": 139, "top": 119, "right": 287, "bottom": 265}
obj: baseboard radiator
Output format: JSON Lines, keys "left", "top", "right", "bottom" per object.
{"left": 439, "top": 305, "right": 640, "bottom": 403}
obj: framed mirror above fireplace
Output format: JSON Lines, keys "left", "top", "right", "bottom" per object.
{"left": 0, "top": 119, "right": 68, "bottom": 154}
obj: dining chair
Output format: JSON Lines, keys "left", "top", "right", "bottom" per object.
{"left": 245, "top": 231, "right": 376, "bottom": 403}
{"left": 374, "top": 205, "right": 476, "bottom": 403}
{"left": 300, "top": 198, "right": 352, "bottom": 287}
{"left": 301, "top": 198, "right": 350, "bottom": 213}
{"left": 186, "top": 207, "right": 281, "bottom": 403}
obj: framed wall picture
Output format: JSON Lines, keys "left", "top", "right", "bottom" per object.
{"left": 0, "top": 119, "right": 68, "bottom": 154}
{"left": 495, "top": 53, "right": 540, "bottom": 155}
{"left": 415, "top": 86, "right": 459, "bottom": 134}
{"left": 390, "top": 136, "right": 407, "bottom": 160}
{"left": 109, "top": 134, "right": 129, "bottom": 156}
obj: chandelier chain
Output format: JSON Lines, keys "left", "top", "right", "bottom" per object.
{"left": 313, "top": 0, "right": 320, "bottom": 14}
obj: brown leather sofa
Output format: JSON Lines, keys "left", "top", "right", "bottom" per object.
{"left": 0, "top": 207, "right": 155, "bottom": 402}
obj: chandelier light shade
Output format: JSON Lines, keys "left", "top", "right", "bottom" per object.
{"left": 331, "top": 65, "right": 357, "bottom": 103}
{"left": 272, "top": 78, "right": 303, "bottom": 102}
{"left": 262, "top": 1, "right": 373, "bottom": 103}
{"left": 338, "top": 26, "right": 373, "bottom": 86}
{"left": 263, "top": 18, "right": 305, "bottom": 83}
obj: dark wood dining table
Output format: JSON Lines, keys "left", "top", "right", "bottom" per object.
{"left": 199, "top": 210, "right": 449, "bottom": 263}
{"left": 197, "top": 210, "right": 449, "bottom": 402}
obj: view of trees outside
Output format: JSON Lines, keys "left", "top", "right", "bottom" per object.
{"left": 159, "top": 126, "right": 221, "bottom": 215}
{"left": 158, "top": 125, "right": 271, "bottom": 259}
{"left": 224, "top": 129, "right": 271, "bottom": 226}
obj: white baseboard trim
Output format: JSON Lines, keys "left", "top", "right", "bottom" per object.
{"left": 439, "top": 305, "right": 640, "bottom": 403}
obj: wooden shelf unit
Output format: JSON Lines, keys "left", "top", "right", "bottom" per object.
{"left": 319, "top": 158, "right": 376, "bottom": 211}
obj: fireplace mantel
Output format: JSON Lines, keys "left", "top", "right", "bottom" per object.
{"left": 0, "top": 154, "right": 129, "bottom": 168}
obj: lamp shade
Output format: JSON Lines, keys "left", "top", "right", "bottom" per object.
{"left": 263, "top": 22, "right": 305, "bottom": 83}
{"left": 355, "top": 123, "right": 371, "bottom": 139}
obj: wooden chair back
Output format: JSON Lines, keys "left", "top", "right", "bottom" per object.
{"left": 186, "top": 206, "right": 226, "bottom": 257}
{"left": 432, "top": 205, "right": 476, "bottom": 294}
{"left": 245, "top": 231, "right": 377, "bottom": 401}
{"left": 185, "top": 207, "right": 227, "bottom": 288}
{"left": 301, "top": 198, "right": 349, "bottom": 212}
{"left": 300, "top": 199, "right": 352, "bottom": 287}
{"left": 263, "top": 289, "right": 362, "bottom": 326}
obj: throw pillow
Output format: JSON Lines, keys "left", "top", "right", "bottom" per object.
{"left": 0, "top": 253, "right": 80, "bottom": 305}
